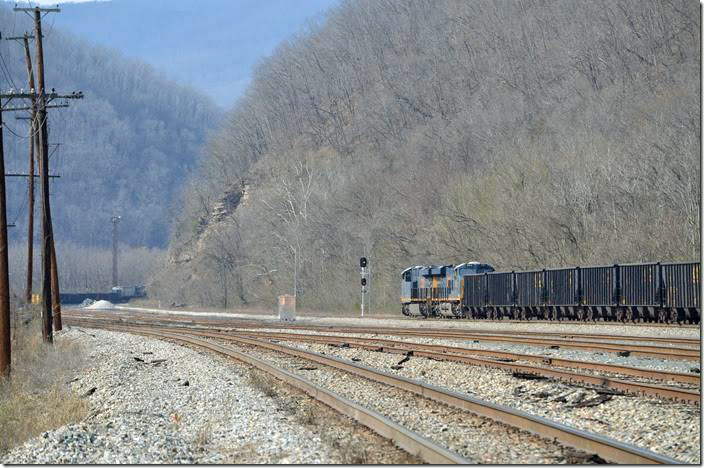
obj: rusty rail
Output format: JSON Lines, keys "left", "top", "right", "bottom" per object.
{"left": 191, "top": 329, "right": 698, "bottom": 404}
{"left": 130, "top": 328, "right": 469, "bottom": 464}
{"left": 248, "top": 326, "right": 699, "bottom": 360}
{"left": 64, "top": 310, "right": 700, "bottom": 354}
{"left": 71, "top": 319, "right": 683, "bottom": 464}
{"left": 227, "top": 329, "right": 700, "bottom": 384}
{"left": 182, "top": 330, "right": 684, "bottom": 464}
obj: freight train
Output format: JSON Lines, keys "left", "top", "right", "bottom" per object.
{"left": 401, "top": 261, "right": 700, "bottom": 324}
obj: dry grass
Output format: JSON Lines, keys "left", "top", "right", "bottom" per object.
{"left": 0, "top": 308, "right": 89, "bottom": 456}
{"left": 246, "top": 369, "right": 278, "bottom": 398}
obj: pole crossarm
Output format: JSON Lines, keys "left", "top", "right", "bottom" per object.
{"left": 0, "top": 92, "right": 83, "bottom": 109}
{"left": 5, "top": 173, "right": 60, "bottom": 178}
{"left": 2, "top": 103, "right": 69, "bottom": 112}
{"left": 13, "top": 7, "right": 61, "bottom": 12}
{"left": 0, "top": 92, "right": 83, "bottom": 99}
{"left": 13, "top": 6, "right": 61, "bottom": 16}
{"left": 4, "top": 34, "right": 35, "bottom": 41}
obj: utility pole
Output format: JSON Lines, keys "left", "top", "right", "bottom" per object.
{"left": 12, "top": 4, "right": 83, "bottom": 340}
{"left": 6, "top": 33, "right": 37, "bottom": 304}
{"left": 35, "top": 6, "right": 54, "bottom": 339}
{"left": 111, "top": 215, "right": 121, "bottom": 287}
{"left": 0, "top": 97, "right": 10, "bottom": 376}
{"left": 49, "top": 223, "right": 60, "bottom": 330}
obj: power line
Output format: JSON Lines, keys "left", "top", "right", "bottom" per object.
{"left": 0, "top": 51, "right": 17, "bottom": 92}
{"left": 2, "top": 112, "right": 48, "bottom": 139}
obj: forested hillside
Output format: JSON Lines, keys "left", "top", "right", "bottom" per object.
{"left": 153, "top": 0, "right": 700, "bottom": 312}
{"left": 0, "top": 4, "right": 221, "bottom": 250}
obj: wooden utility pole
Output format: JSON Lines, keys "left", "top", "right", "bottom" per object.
{"left": 0, "top": 99, "right": 11, "bottom": 376}
{"left": 35, "top": 9, "right": 54, "bottom": 342}
{"left": 14, "top": 34, "right": 36, "bottom": 304}
{"left": 12, "top": 6, "right": 81, "bottom": 338}
{"left": 12, "top": 5, "right": 58, "bottom": 341}
{"left": 5, "top": 6, "right": 82, "bottom": 342}
{"left": 49, "top": 224, "right": 60, "bottom": 330}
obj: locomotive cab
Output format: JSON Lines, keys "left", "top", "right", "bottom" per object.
{"left": 401, "top": 261, "right": 494, "bottom": 318}
{"left": 401, "top": 266, "right": 425, "bottom": 316}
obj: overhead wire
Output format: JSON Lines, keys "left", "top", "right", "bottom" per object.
{"left": 4, "top": 1, "right": 73, "bottom": 235}
{"left": 1, "top": 2, "right": 46, "bottom": 235}
{"left": 0, "top": 13, "right": 24, "bottom": 230}
{"left": 0, "top": 50, "right": 17, "bottom": 92}
{"left": 6, "top": 113, "right": 34, "bottom": 228}
{"left": 2, "top": 112, "right": 47, "bottom": 140}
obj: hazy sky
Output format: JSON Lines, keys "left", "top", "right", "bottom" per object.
{"left": 13, "top": 1, "right": 105, "bottom": 4}
{"left": 6, "top": 0, "right": 339, "bottom": 108}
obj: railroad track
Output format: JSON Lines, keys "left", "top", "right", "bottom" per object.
{"left": 68, "top": 306, "right": 701, "bottom": 331}
{"left": 65, "top": 312, "right": 700, "bottom": 369}
{"left": 66, "top": 318, "right": 687, "bottom": 464}
{"left": 299, "top": 326, "right": 701, "bottom": 347}
{"left": 64, "top": 309, "right": 700, "bottom": 351}
{"left": 66, "top": 316, "right": 702, "bottom": 403}
{"left": 239, "top": 327, "right": 700, "bottom": 360}
{"left": 235, "top": 325, "right": 701, "bottom": 352}
{"left": 64, "top": 315, "right": 699, "bottom": 381}
{"left": 202, "top": 329, "right": 699, "bottom": 404}
{"left": 136, "top": 328, "right": 466, "bottom": 463}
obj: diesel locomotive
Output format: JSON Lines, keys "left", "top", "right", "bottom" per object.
{"left": 401, "top": 261, "right": 700, "bottom": 324}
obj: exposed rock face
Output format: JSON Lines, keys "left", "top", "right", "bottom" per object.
{"left": 169, "top": 181, "right": 250, "bottom": 265}
{"left": 210, "top": 182, "right": 251, "bottom": 225}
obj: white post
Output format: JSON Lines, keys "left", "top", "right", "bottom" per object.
{"left": 293, "top": 248, "right": 297, "bottom": 297}
{"left": 361, "top": 287, "right": 364, "bottom": 317}
{"left": 368, "top": 266, "right": 371, "bottom": 316}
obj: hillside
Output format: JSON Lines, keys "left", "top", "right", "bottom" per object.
{"left": 0, "top": 4, "right": 222, "bottom": 249}
{"left": 153, "top": 0, "right": 700, "bottom": 311}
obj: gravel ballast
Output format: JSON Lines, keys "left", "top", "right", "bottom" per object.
{"left": 251, "top": 328, "right": 700, "bottom": 374}
{"left": 2, "top": 328, "right": 414, "bottom": 464}
{"left": 222, "top": 340, "right": 599, "bottom": 464}
{"left": 270, "top": 338, "right": 700, "bottom": 463}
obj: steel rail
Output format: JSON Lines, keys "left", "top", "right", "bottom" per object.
{"left": 228, "top": 330, "right": 701, "bottom": 383}
{"left": 478, "top": 332, "right": 699, "bottom": 346}
{"left": 176, "top": 329, "right": 684, "bottom": 464}
{"left": 67, "top": 318, "right": 689, "bottom": 463}
{"left": 65, "top": 307, "right": 701, "bottom": 331}
{"left": 124, "top": 327, "right": 470, "bottom": 464}
{"left": 230, "top": 321, "right": 701, "bottom": 344}
{"left": 64, "top": 316, "right": 701, "bottom": 384}
{"left": 268, "top": 327, "right": 699, "bottom": 360}
{"left": 78, "top": 321, "right": 684, "bottom": 464}
{"left": 216, "top": 329, "right": 699, "bottom": 404}
{"left": 254, "top": 325, "right": 701, "bottom": 352}
{"left": 372, "top": 329, "right": 700, "bottom": 348}
{"left": 335, "top": 327, "right": 701, "bottom": 347}
{"left": 263, "top": 331, "right": 702, "bottom": 383}
{"left": 63, "top": 309, "right": 699, "bottom": 354}
{"left": 399, "top": 334, "right": 700, "bottom": 359}
{"left": 64, "top": 311, "right": 700, "bottom": 349}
